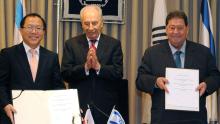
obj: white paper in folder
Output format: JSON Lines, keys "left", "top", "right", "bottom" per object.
{"left": 165, "top": 68, "right": 199, "bottom": 111}
{"left": 12, "top": 89, "right": 82, "bottom": 124}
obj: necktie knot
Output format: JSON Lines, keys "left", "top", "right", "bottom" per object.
{"left": 29, "top": 49, "right": 36, "bottom": 57}
{"left": 90, "top": 40, "right": 97, "bottom": 44}
{"left": 175, "top": 51, "right": 182, "bottom": 56}
{"left": 90, "top": 40, "right": 97, "bottom": 50}
{"left": 174, "top": 51, "right": 182, "bottom": 68}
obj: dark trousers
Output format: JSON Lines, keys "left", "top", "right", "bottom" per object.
{"left": 0, "top": 109, "right": 11, "bottom": 124}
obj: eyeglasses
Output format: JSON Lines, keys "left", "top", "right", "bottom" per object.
{"left": 167, "top": 25, "right": 186, "bottom": 32}
{"left": 22, "top": 26, "right": 44, "bottom": 33}
{"left": 83, "top": 21, "right": 99, "bottom": 27}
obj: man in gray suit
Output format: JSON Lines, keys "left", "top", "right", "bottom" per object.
{"left": 61, "top": 5, "right": 123, "bottom": 124}
{"left": 0, "top": 13, "right": 64, "bottom": 124}
{"left": 136, "top": 11, "right": 220, "bottom": 124}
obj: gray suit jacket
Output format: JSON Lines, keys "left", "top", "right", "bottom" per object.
{"left": 136, "top": 40, "right": 220, "bottom": 124}
{"left": 61, "top": 34, "right": 123, "bottom": 124}
{"left": 0, "top": 43, "right": 64, "bottom": 124}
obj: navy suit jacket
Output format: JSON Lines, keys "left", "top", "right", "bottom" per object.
{"left": 61, "top": 34, "right": 123, "bottom": 124}
{"left": 0, "top": 43, "right": 64, "bottom": 124}
{"left": 136, "top": 40, "right": 220, "bottom": 124}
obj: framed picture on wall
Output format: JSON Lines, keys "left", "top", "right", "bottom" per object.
{"left": 61, "top": 0, "right": 125, "bottom": 24}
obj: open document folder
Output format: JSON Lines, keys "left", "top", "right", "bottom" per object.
{"left": 165, "top": 68, "right": 199, "bottom": 111}
{"left": 12, "top": 89, "right": 82, "bottom": 124}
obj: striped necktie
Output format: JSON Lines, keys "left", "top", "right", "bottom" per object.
{"left": 90, "top": 40, "right": 97, "bottom": 50}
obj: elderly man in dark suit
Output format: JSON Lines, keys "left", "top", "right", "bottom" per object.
{"left": 136, "top": 11, "right": 220, "bottom": 124}
{"left": 0, "top": 13, "right": 64, "bottom": 124}
{"left": 61, "top": 4, "right": 123, "bottom": 124}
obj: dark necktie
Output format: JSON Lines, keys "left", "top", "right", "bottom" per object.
{"left": 174, "top": 51, "right": 182, "bottom": 68}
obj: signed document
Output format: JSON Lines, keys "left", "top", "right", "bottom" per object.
{"left": 12, "top": 89, "right": 82, "bottom": 124}
{"left": 165, "top": 68, "right": 199, "bottom": 111}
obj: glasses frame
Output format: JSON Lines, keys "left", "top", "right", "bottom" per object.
{"left": 167, "top": 25, "right": 186, "bottom": 32}
{"left": 22, "top": 26, "right": 44, "bottom": 33}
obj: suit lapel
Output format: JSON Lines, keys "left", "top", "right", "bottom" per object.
{"left": 35, "top": 47, "right": 47, "bottom": 83}
{"left": 184, "top": 41, "right": 194, "bottom": 68}
{"left": 162, "top": 41, "right": 177, "bottom": 68}
{"left": 96, "top": 35, "right": 105, "bottom": 61}
{"left": 16, "top": 43, "right": 34, "bottom": 83}
{"left": 80, "top": 35, "right": 90, "bottom": 62}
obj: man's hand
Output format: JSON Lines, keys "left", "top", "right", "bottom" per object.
{"left": 4, "top": 104, "right": 16, "bottom": 124}
{"left": 156, "top": 77, "right": 169, "bottom": 93}
{"left": 85, "top": 56, "right": 92, "bottom": 71}
{"left": 91, "top": 53, "right": 101, "bottom": 71}
{"left": 196, "top": 82, "right": 207, "bottom": 96}
{"left": 85, "top": 47, "right": 101, "bottom": 71}
{"left": 85, "top": 48, "right": 95, "bottom": 71}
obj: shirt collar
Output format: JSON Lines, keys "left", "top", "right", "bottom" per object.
{"left": 23, "top": 42, "right": 40, "bottom": 55}
{"left": 86, "top": 34, "right": 101, "bottom": 44}
{"left": 169, "top": 40, "right": 186, "bottom": 55}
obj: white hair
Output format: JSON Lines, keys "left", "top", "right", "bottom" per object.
{"left": 80, "top": 4, "right": 103, "bottom": 22}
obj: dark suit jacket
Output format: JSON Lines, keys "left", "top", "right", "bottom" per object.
{"left": 136, "top": 40, "right": 220, "bottom": 124}
{"left": 0, "top": 43, "right": 64, "bottom": 124}
{"left": 61, "top": 34, "right": 123, "bottom": 124}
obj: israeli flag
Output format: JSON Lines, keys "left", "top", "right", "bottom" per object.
{"left": 13, "top": 0, "right": 26, "bottom": 45}
{"left": 200, "top": 0, "right": 215, "bottom": 55}
{"left": 107, "top": 108, "right": 125, "bottom": 124}
{"left": 199, "top": 0, "right": 217, "bottom": 123}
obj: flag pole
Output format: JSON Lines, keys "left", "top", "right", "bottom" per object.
{"left": 56, "top": 0, "right": 61, "bottom": 53}
{"left": 113, "top": 105, "right": 116, "bottom": 110}
{"left": 200, "top": 0, "right": 217, "bottom": 123}
{"left": 87, "top": 104, "right": 90, "bottom": 109}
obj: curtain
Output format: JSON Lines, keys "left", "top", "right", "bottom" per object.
{"left": 0, "top": 0, "right": 220, "bottom": 123}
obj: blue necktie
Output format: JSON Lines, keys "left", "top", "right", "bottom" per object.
{"left": 174, "top": 51, "right": 182, "bottom": 68}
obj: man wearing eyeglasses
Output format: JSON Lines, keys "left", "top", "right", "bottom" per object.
{"left": 0, "top": 13, "right": 64, "bottom": 124}
{"left": 136, "top": 11, "right": 220, "bottom": 124}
